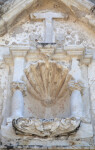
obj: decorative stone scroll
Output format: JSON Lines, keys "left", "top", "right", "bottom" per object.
{"left": 12, "top": 117, "right": 80, "bottom": 137}
{"left": 69, "top": 80, "right": 84, "bottom": 95}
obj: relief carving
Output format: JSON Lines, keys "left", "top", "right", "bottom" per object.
{"left": 0, "top": 0, "right": 94, "bottom": 147}
{"left": 12, "top": 117, "right": 80, "bottom": 137}
{"left": 11, "top": 46, "right": 85, "bottom": 136}
{"left": 69, "top": 80, "right": 84, "bottom": 95}
{"left": 25, "top": 61, "right": 71, "bottom": 107}
{"left": 11, "top": 81, "right": 26, "bottom": 96}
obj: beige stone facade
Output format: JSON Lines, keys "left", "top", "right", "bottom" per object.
{"left": 0, "top": 0, "right": 95, "bottom": 149}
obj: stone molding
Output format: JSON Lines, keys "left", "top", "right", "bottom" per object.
{"left": 10, "top": 46, "right": 30, "bottom": 58}
{"left": 4, "top": 46, "right": 30, "bottom": 66}
{"left": 11, "top": 81, "right": 26, "bottom": 96}
{"left": 27, "top": 45, "right": 92, "bottom": 65}
{"left": 64, "top": 45, "right": 85, "bottom": 56}
{"left": 3, "top": 45, "right": 92, "bottom": 66}
{"left": 64, "top": 45, "right": 92, "bottom": 65}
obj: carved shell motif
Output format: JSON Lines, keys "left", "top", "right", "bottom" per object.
{"left": 25, "top": 61, "right": 71, "bottom": 106}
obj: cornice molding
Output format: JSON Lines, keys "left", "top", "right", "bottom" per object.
{"left": 3, "top": 44, "right": 92, "bottom": 66}
{"left": 64, "top": 45, "right": 92, "bottom": 65}
{"left": 64, "top": 45, "right": 85, "bottom": 57}
{"left": 61, "top": 0, "right": 94, "bottom": 12}
{"left": 10, "top": 45, "right": 30, "bottom": 57}
{"left": 4, "top": 45, "right": 30, "bottom": 65}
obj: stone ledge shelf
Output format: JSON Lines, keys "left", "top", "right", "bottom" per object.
{"left": 64, "top": 45, "right": 85, "bottom": 56}
{"left": 25, "top": 44, "right": 92, "bottom": 64}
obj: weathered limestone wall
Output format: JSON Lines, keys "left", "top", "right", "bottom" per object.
{"left": 0, "top": 0, "right": 95, "bottom": 149}
{"left": 0, "top": 17, "right": 95, "bottom": 48}
{"left": 0, "top": 17, "right": 94, "bottom": 120}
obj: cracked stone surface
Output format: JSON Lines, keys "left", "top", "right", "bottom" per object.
{"left": 0, "top": 0, "right": 95, "bottom": 149}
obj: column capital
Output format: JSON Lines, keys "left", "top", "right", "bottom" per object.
{"left": 10, "top": 45, "right": 30, "bottom": 58}
{"left": 11, "top": 81, "right": 26, "bottom": 96}
{"left": 69, "top": 80, "right": 84, "bottom": 94}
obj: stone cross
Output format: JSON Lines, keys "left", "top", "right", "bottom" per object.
{"left": 30, "top": 11, "right": 68, "bottom": 43}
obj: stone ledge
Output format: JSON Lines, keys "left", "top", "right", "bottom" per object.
{"left": 1, "top": 123, "right": 93, "bottom": 147}
{"left": 0, "top": 145, "right": 91, "bottom": 150}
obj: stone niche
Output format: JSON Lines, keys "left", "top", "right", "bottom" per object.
{"left": 0, "top": 0, "right": 95, "bottom": 149}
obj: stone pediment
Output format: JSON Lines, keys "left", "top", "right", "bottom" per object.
{"left": 0, "top": 0, "right": 95, "bottom": 36}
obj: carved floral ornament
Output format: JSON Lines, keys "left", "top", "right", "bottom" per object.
{"left": 12, "top": 117, "right": 80, "bottom": 137}
{"left": 69, "top": 80, "right": 84, "bottom": 95}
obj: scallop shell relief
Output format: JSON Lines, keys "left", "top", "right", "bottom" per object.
{"left": 25, "top": 61, "right": 71, "bottom": 107}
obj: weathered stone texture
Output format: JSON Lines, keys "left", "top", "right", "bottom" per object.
{"left": 0, "top": 0, "right": 95, "bottom": 149}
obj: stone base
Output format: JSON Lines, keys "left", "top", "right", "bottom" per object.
{"left": 0, "top": 145, "right": 93, "bottom": 150}
{"left": 0, "top": 122, "right": 94, "bottom": 149}
{"left": 0, "top": 140, "right": 93, "bottom": 150}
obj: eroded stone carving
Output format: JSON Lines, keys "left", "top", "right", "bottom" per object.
{"left": 11, "top": 81, "right": 26, "bottom": 96}
{"left": 30, "top": 11, "right": 68, "bottom": 43}
{"left": 12, "top": 117, "right": 80, "bottom": 137}
{"left": 25, "top": 61, "right": 71, "bottom": 107}
{"left": 69, "top": 80, "right": 84, "bottom": 95}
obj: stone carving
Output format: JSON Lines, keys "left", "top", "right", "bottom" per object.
{"left": 11, "top": 81, "right": 26, "bottom": 96}
{"left": 69, "top": 80, "right": 84, "bottom": 95}
{"left": 12, "top": 117, "right": 80, "bottom": 137}
{"left": 25, "top": 61, "right": 71, "bottom": 106}
{"left": 30, "top": 11, "right": 68, "bottom": 43}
